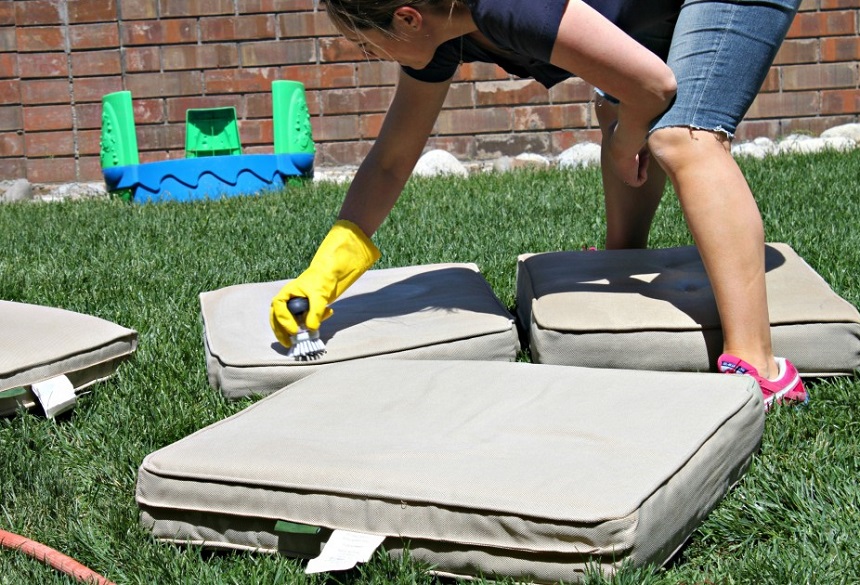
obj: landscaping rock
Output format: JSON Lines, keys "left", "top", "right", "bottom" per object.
{"left": 8, "top": 124, "right": 858, "bottom": 202}
{"left": 821, "top": 123, "right": 860, "bottom": 143}
{"left": 774, "top": 133, "right": 858, "bottom": 155}
{"left": 557, "top": 142, "right": 602, "bottom": 169}
{"left": 412, "top": 149, "right": 468, "bottom": 178}
{"left": 752, "top": 136, "right": 777, "bottom": 154}
{"left": 511, "top": 153, "right": 551, "bottom": 169}
{"left": 492, "top": 156, "right": 515, "bottom": 173}
{"left": 312, "top": 166, "right": 356, "bottom": 184}
{"left": 33, "top": 182, "right": 108, "bottom": 202}
{"left": 732, "top": 142, "right": 770, "bottom": 159}
{"left": 777, "top": 134, "right": 823, "bottom": 155}
{"left": 822, "top": 136, "right": 857, "bottom": 152}
{"left": 0, "top": 179, "right": 32, "bottom": 203}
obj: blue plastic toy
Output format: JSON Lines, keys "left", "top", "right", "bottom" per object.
{"left": 102, "top": 153, "right": 314, "bottom": 203}
{"left": 99, "top": 81, "right": 315, "bottom": 203}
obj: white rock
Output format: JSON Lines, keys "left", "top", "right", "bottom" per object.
{"left": 777, "top": 135, "right": 825, "bottom": 155}
{"left": 412, "top": 149, "right": 468, "bottom": 178}
{"left": 822, "top": 136, "right": 857, "bottom": 152}
{"left": 732, "top": 142, "right": 769, "bottom": 159}
{"left": 752, "top": 136, "right": 777, "bottom": 154}
{"left": 0, "top": 179, "right": 32, "bottom": 203}
{"left": 37, "top": 182, "right": 107, "bottom": 201}
{"left": 312, "top": 166, "right": 356, "bottom": 184}
{"left": 511, "top": 152, "right": 551, "bottom": 169}
{"left": 492, "top": 156, "right": 514, "bottom": 173}
{"left": 557, "top": 142, "right": 602, "bottom": 169}
{"left": 821, "top": 123, "right": 860, "bottom": 143}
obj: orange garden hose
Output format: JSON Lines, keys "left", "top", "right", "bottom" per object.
{"left": 0, "top": 528, "right": 116, "bottom": 585}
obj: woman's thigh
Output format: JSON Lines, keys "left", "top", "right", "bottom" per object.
{"left": 651, "top": 0, "right": 801, "bottom": 138}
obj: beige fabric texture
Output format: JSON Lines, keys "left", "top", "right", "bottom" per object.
{"left": 517, "top": 243, "right": 860, "bottom": 375}
{"left": 0, "top": 300, "right": 138, "bottom": 416}
{"left": 137, "top": 359, "right": 762, "bottom": 583}
{"left": 201, "top": 263, "right": 520, "bottom": 399}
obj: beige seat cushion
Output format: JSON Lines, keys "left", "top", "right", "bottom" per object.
{"left": 517, "top": 243, "right": 860, "bottom": 375}
{"left": 200, "top": 263, "right": 520, "bottom": 399}
{"left": 137, "top": 359, "right": 763, "bottom": 583}
{"left": 0, "top": 301, "right": 138, "bottom": 416}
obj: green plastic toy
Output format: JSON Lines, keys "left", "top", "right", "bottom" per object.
{"left": 185, "top": 107, "right": 242, "bottom": 158}
{"left": 273, "top": 80, "right": 315, "bottom": 155}
{"left": 100, "top": 91, "right": 139, "bottom": 201}
{"left": 100, "top": 91, "right": 139, "bottom": 168}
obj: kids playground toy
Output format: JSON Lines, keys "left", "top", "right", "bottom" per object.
{"left": 99, "top": 81, "right": 315, "bottom": 203}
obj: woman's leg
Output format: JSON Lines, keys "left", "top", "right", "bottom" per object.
{"left": 648, "top": 126, "right": 776, "bottom": 376}
{"left": 595, "top": 94, "right": 667, "bottom": 250}
{"left": 647, "top": 0, "right": 801, "bottom": 378}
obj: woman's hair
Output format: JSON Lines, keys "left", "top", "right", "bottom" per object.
{"left": 323, "top": 0, "right": 460, "bottom": 36}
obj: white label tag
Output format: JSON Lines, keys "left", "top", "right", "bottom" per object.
{"left": 31, "top": 375, "right": 77, "bottom": 419}
{"left": 305, "top": 529, "right": 386, "bottom": 574}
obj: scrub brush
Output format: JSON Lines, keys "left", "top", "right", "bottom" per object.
{"left": 285, "top": 297, "right": 327, "bottom": 361}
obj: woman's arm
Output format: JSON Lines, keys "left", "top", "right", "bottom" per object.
{"left": 550, "top": 0, "right": 677, "bottom": 184}
{"left": 338, "top": 70, "right": 452, "bottom": 236}
{"left": 270, "top": 70, "right": 450, "bottom": 344}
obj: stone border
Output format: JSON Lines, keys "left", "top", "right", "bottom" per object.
{"left": 3, "top": 124, "right": 857, "bottom": 203}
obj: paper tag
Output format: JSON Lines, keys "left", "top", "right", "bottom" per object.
{"left": 31, "top": 375, "right": 77, "bottom": 419}
{"left": 305, "top": 529, "right": 386, "bottom": 574}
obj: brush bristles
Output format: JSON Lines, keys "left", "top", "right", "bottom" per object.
{"left": 286, "top": 327, "right": 326, "bottom": 361}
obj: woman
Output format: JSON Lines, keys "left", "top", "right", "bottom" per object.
{"left": 270, "top": 0, "right": 806, "bottom": 409}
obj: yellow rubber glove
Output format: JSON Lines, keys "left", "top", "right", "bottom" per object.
{"left": 270, "top": 220, "right": 381, "bottom": 348}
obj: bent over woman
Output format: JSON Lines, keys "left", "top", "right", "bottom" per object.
{"left": 270, "top": 0, "right": 807, "bottom": 409}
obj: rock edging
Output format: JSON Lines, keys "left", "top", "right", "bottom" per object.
{"left": 2, "top": 123, "right": 858, "bottom": 202}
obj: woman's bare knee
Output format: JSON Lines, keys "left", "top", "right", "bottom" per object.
{"left": 648, "top": 127, "right": 732, "bottom": 174}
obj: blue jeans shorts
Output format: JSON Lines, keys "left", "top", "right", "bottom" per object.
{"left": 598, "top": 0, "right": 802, "bottom": 139}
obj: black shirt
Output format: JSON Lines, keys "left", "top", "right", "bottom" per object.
{"left": 403, "top": 0, "right": 683, "bottom": 88}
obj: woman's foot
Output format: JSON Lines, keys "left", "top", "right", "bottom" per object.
{"left": 718, "top": 353, "right": 808, "bottom": 411}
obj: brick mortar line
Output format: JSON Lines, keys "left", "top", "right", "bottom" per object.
{"left": 60, "top": 1, "right": 81, "bottom": 181}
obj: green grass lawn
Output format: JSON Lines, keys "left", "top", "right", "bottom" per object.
{"left": 1, "top": 150, "right": 859, "bottom": 584}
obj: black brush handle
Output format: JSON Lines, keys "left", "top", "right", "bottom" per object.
{"left": 286, "top": 297, "right": 310, "bottom": 318}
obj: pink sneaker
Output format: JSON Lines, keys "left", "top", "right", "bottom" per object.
{"left": 717, "top": 353, "right": 808, "bottom": 411}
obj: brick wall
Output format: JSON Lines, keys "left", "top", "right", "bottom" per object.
{"left": 0, "top": 0, "right": 857, "bottom": 184}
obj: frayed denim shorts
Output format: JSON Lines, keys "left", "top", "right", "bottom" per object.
{"left": 599, "top": 0, "right": 802, "bottom": 139}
